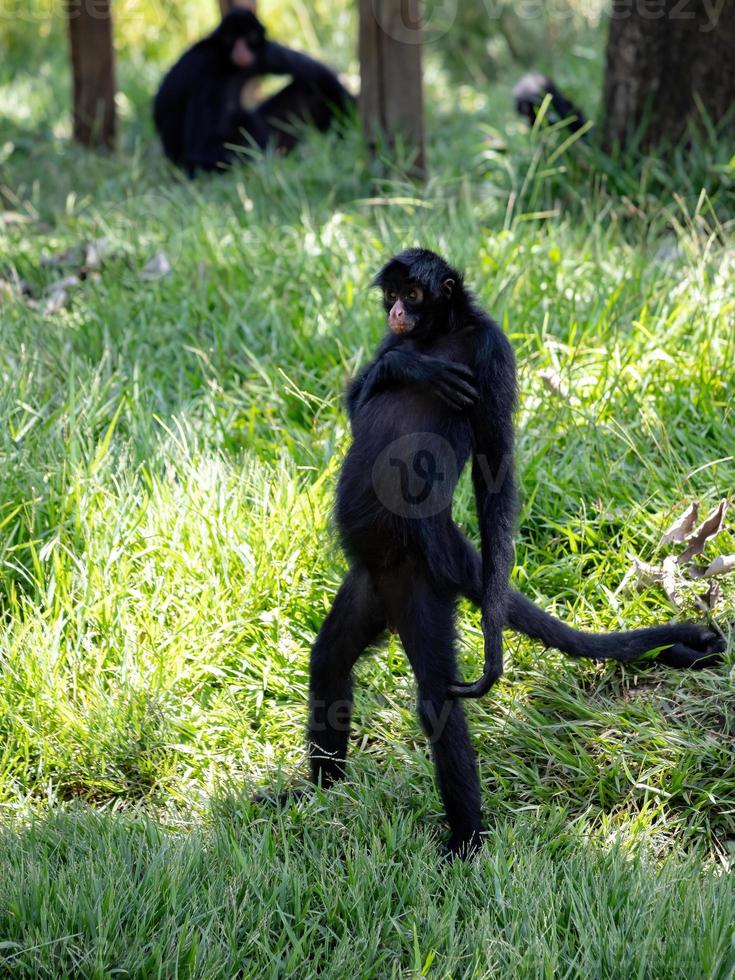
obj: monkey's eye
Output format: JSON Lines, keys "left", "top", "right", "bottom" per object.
{"left": 386, "top": 289, "right": 398, "bottom": 302}
{"left": 406, "top": 289, "right": 418, "bottom": 303}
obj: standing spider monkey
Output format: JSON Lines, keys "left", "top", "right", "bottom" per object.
{"left": 153, "top": 10, "right": 354, "bottom": 177}
{"left": 303, "top": 249, "right": 725, "bottom": 857}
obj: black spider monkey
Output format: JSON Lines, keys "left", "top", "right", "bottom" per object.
{"left": 153, "top": 10, "right": 355, "bottom": 177}
{"left": 307, "top": 248, "right": 724, "bottom": 857}
{"left": 513, "top": 71, "right": 587, "bottom": 133}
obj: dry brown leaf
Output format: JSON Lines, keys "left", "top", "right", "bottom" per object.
{"left": 701, "top": 555, "right": 735, "bottom": 579}
{"left": 141, "top": 251, "right": 171, "bottom": 280}
{"left": 0, "top": 274, "right": 32, "bottom": 300}
{"left": 1, "top": 211, "right": 32, "bottom": 226}
{"left": 661, "top": 555, "right": 685, "bottom": 609}
{"left": 42, "top": 274, "right": 81, "bottom": 316}
{"left": 43, "top": 288, "right": 70, "bottom": 315}
{"left": 41, "top": 244, "right": 86, "bottom": 268}
{"left": 632, "top": 556, "right": 663, "bottom": 588}
{"left": 539, "top": 369, "right": 565, "bottom": 398}
{"left": 84, "top": 241, "right": 103, "bottom": 271}
{"left": 705, "top": 580, "right": 721, "bottom": 611}
{"left": 677, "top": 499, "right": 728, "bottom": 563}
{"left": 661, "top": 501, "right": 699, "bottom": 544}
{"left": 692, "top": 580, "right": 721, "bottom": 615}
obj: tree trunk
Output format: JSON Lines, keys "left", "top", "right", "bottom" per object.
{"left": 67, "top": 0, "right": 116, "bottom": 149}
{"left": 218, "top": 0, "right": 256, "bottom": 15}
{"left": 358, "top": 0, "right": 426, "bottom": 177}
{"left": 603, "top": 0, "right": 735, "bottom": 150}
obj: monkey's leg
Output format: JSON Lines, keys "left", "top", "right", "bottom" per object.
{"left": 376, "top": 566, "right": 483, "bottom": 857}
{"left": 447, "top": 525, "right": 725, "bottom": 671}
{"left": 257, "top": 76, "right": 354, "bottom": 153}
{"left": 309, "top": 566, "right": 386, "bottom": 788}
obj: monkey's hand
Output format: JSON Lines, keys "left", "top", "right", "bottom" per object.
{"left": 425, "top": 359, "right": 479, "bottom": 412}
{"left": 383, "top": 351, "right": 479, "bottom": 411}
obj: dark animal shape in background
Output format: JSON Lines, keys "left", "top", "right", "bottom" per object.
{"left": 153, "top": 9, "right": 355, "bottom": 177}
{"left": 514, "top": 71, "right": 588, "bottom": 133}
{"left": 306, "top": 248, "right": 724, "bottom": 857}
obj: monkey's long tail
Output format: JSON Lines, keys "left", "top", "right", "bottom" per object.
{"left": 506, "top": 590, "right": 724, "bottom": 669}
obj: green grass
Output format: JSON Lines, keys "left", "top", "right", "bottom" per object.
{"left": 1, "top": 2, "right": 735, "bottom": 976}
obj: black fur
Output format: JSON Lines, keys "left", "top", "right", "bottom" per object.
{"left": 153, "top": 10, "right": 355, "bottom": 177}
{"left": 513, "top": 71, "right": 587, "bottom": 133}
{"left": 307, "top": 249, "right": 724, "bottom": 857}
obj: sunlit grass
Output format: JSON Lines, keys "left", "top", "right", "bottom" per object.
{"left": 0, "top": 1, "right": 734, "bottom": 976}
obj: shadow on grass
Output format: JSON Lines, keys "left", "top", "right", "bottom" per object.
{"left": 1, "top": 790, "right": 734, "bottom": 978}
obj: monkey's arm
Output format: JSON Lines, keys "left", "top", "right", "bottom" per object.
{"left": 348, "top": 346, "right": 478, "bottom": 419}
{"left": 260, "top": 42, "right": 342, "bottom": 85}
{"left": 346, "top": 337, "right": 396, "bottom": 422}
{"left": 450, "top": 325, "right": 517, "bottom": 699}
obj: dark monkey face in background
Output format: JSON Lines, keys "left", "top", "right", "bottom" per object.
{"left": 373, "top": 249, "right": 461, "bottom": 339}
{"left": 215, "top": 10, "right": 267, "bottom": 69}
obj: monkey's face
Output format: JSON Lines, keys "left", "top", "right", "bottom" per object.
{"left": 374, "top": 251, "right": 460, "bottom": 339}
{"left": 383, "top": 281, "right": 425, "bottom": 336}
{"left": 218, "top": 11, "right": 266, "bottom": 69}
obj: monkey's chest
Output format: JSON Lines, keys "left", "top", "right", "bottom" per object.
{"left": 336, "top": 390, "right": 473, "bottom": 557}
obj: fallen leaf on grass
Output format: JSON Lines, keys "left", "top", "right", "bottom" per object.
{"left": 539, "top": 368, "right": 566, "bottom": 398}
{"left": 691, "top": 580, "right": 722, "bottom": 617}
{"left": 42, "top": 274, "right": 81, "bottom": 315}
{"left": 83, "top": 239, "right": 107, "bottom": 271}
{"left": 0, "top": 274, "right": 32, "bottom": 300}
{"left": 43, "top": 288, "right": 69, "bottom": 316}
{"left": 705, "top": 581, "right": 721, "bottom": 612}
{"left": 677, "top": 499, "right": 728, "bottom": 563}
{"left": 42, "top": 237, "right": 119, "bottom": 275}
{"left": 632, "top": 556, "right": 663, "bottom": 588}
{"left": 661, "top": 556, "right": 684, "bottom": 609}
{"left": 628, "top": 499, "right": 732, "bottom": 613}
{"left": 661, "top": 501, "right": 699, "bottom": 544}
{"left": 690, "top": 555, "right": 735, "bottom": 580}
{"left": 41, "top": 243, "right": 86, "bottom": 269}
{"left": 140, "top": 251, "right": 171, "bottom": 280}
{"left": 1, "top": 210, "right": 32, "bottom": 226}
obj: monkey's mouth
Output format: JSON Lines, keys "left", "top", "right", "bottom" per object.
{"left": 231, "top": 39, "right": 255, "bottom": 68}
{"left": 389, "top": 318, "right": 416, "bottom": 335}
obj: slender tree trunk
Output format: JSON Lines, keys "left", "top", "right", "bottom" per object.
{"left": 358, "top": 0, "right": 426, "bottom": 177}
{"left": 603, "top": 0, "right": 735, "bottom": 150}
{"left": 218, "top": 0, "right": 256, "bottom": 15}
{"left": 67, "top": 0, "right": 116, "bottom": 149}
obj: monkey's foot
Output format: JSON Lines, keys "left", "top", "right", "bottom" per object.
{"left": 252, "top": 786, "right": 310, "bottom": 807}
{"left": 443, "top": 829, "right": 484, "bottom": 861}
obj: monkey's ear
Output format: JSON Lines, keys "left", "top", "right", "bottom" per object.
{"left": 442, "top": 278, "right": 455, "bottom": 298}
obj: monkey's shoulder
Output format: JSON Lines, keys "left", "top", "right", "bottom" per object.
{"left": 441, "top": 315, "right": 510, "bottom": 365}
{"left": 468, "top": 315, "right": 514, "bottom": 365}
